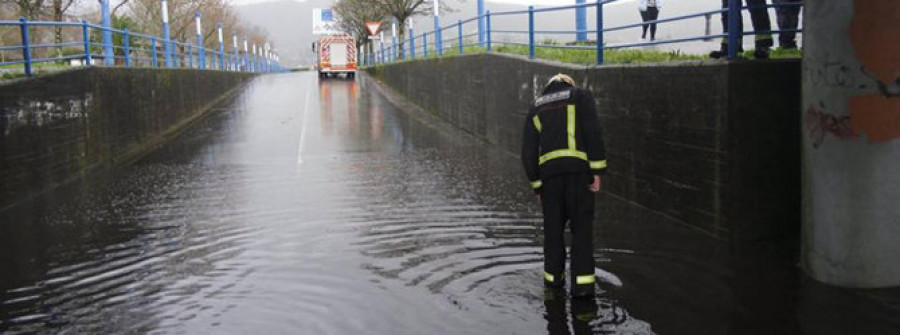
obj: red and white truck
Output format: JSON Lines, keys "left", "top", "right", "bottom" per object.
{"left": 314, "top": 36, "right": 357, "bottom": 79}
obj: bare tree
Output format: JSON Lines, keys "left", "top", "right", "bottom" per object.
{"left": 51, "top": 0, "right": 77, "bottom": 56}
{"left": 366, "top": 0, "right": 459, "bottom": 52}
{"left": 125, "top": 0, "right": 267, "bottom": 52}
{"left": 6, "top": 0, "right": 48, "bottom": 18}
{"left": 333, "top": 0, "right": 387, "bottom": 51}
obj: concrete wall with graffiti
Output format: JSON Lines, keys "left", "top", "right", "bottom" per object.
{"left": 802, "top": 0, "right": 900, "bottom": 288}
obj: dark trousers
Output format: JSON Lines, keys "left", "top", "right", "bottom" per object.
{"left": 720, "top": 0, "right": 773, "bottom": 49}
{"left": 773, "top": 0, "right": 801, "bottom": 48}
{"left": 640, "top": 6, "right": 660, "bottom": 40}
{"left": 541, "top": 173, "right": 595, "bottom": 289}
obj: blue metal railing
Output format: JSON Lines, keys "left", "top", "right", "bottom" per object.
{"left": 368, "top": 0, "right": 803, "bottom": 66}
{"left": 1, "top": 16, "right": 283, "bottom": 76}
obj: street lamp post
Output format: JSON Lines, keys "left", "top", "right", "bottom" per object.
{"left": 477, "top": 0, "right": 485, "bottom": 46}
{"left": 576, "top": 0, "right": 587, "bottom": 42}
{"left": 99, "top": 0, "right": 113, "bottom": 66}
{"left": 232, "top": 35, "right": 239, "bottom": 71}
{"left": 195, "top": 12, "right": 204, "bottom": 69}
{"left": 161, "top": 0, "right": 171, "bottom": 67}
{"left": 433, "top": 0, "right": 442, "bottom": 55}
{"left": 217, "top": 24, "right": 225, "bottom": 70}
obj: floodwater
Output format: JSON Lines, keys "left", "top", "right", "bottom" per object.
{"left": 1, "top": 72, "right": 898, "bottom": 334}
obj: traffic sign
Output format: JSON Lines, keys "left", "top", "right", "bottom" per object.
{"left": 366, "top": 21, "right": 382, "bottom": 36}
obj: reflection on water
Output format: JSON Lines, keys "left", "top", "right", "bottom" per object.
{"left": 1, "top": 72, "right": 898, "bottom": 334}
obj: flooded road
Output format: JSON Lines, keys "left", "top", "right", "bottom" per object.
{"left": 1, "top": 72, "right": 898, "bottom": 334}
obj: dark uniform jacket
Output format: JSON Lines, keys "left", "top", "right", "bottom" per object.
{"left": 521, "top": 82, "right": 607, "bottom": 192}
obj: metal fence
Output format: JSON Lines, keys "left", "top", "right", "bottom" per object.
{"left": 1, "top": 15, "right": 282, "bottom": 77}
{"left": 368, "top": 0, "right": 803, "bottom": 66}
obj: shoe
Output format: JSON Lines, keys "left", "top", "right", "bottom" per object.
{"left": 754, "top": 47, "right": 771, "bottom": 59}
{"left": 709, "top": 50, "right": 727, "bottom": 59}
{"left": 710, "top": 44, "right": 745, "bottom": 59}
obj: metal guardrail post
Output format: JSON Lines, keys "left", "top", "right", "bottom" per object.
{"left": 486, "top": 11, "right": 492, "bottom": 52}
{"left": 19, "top": 18, "right": 32, "bottom": 76}
{"left": 410, "top": 28, "right": 416, "bottom": 59}
{"left": 423, "top": 33, "right": 428, "bottom": 58}
{"left": 528, "top": 6, "right": 535, "bottom": 59}
{"left": 123, "top": 29, "right": 131, "bottom": 67}
{"left": 457, "top": 20, "right": 463, "bottom": 55}
{"left": 596, "top": 0, "right": 603, "bottom": 65}
{"left": 727, "top": 0, "right": 739, "bottom": 59}
{"left": 187, "top": 43, "right": 193, "bottom": 68}
{"left": 152, "top": 37, "right": 158, "bottom": 68}
{"left": 82, "top": 20, "right": 92, "bottom": 66}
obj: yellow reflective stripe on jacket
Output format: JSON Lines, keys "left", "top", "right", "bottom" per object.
{"left": 567, "top": 104, "right": 576, "bottom": 149}
{"left": 544, "top": 271, "right": 555, "bottom": 283}
{"left": 532, "top": 115, "right": 542, "bottom": 132}
{"left": 590, "top": 160, "right": 607, "bottom": 170}
{"left": 530, "top": 180, "right": 543, "bottom": 189}
{"left": 539, "top": 149, "right": 588, "bottom": 165}
{"left": 575, "top": 275, "right": 595, "bottom": 285}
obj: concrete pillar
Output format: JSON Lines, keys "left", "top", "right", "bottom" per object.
{"left": 802, "top": 0, "right": 900, "bottom": 288}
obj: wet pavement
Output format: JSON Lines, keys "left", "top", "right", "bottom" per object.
{"left": 1, "top": 72, "right": 898, "bottom": 334}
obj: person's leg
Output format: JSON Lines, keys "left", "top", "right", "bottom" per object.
{"left": 746, "top": 0, "right": 773, "bottom": 58}
{"left": 541, "top": 177, "right": 567, "bottom": 289}
{"left": 784, "top": 0, "right": 801, "bottom": 49}
{"left": 543, "top": 288, "right": 569, "bottom": 333}
{"left": 773, "top": 0, "right": 790, "bottom": 47}
{"left": 640, "top": 10, "right": 649, "bottom": 39}
{"left": 566, "top": 173, "right": 596, "bottom": 297}
{"left": 712, "top": 0, "right": 744, "bottom": 58}
{"left": 648, "top": 6, "right": 659, "bottom": 41}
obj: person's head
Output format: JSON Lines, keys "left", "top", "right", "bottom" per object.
{"left": 544, "top": 73, "right": 576, "bottom": 94}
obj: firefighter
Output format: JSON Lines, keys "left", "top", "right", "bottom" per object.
{"left": 709, "top": 0, "right": 774, "bottom": 59}
{"left": 521, "top": 74, "right": 607, "bottom": 298}
{"left": 773, "top": 0, "right": 802, "bottom": 49}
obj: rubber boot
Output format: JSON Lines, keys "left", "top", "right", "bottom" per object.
{"left": 754, "top": 37, "right": 773, "bottom": 59}
{"left": 544, "top": 271, "right": 565, "bottom": 289}
{"left": 709, "top": 43, "right": 744, "bottom": 59}
{"left": 570, "top": 274, "right": 596, "bottom": 298}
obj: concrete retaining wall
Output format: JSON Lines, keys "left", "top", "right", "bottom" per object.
{"left": 367, "top": 54, "right": 801, "bottom": 244}
{"left": 0, "top": 68, "right": 254, "bottom": 210}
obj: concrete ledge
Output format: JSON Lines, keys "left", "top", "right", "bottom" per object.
{"left": 0, "top": 67, "right": 255, "bottom": 211}
{"left": 367, "top": 53, "right": 801, "bottom": 246}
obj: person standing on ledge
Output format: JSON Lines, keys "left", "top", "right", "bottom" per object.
{"left": 773, "top": 0, "right": 802, "bottom": 50}
{"left": 709, "top": 0, "right": 774, "bottom": 59}
{"left": 521, "top": 74, "right": 607, "bottom": 298}
{"left": 639, "top": 0, "right": 663, "bottom": 41}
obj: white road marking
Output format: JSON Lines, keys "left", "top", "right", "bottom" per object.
{"left": 297, "top": 80, "right": 312, "bottom": 164}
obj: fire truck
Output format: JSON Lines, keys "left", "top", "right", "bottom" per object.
{"left": 313, "top": 35, "right": 357, "bottom": 79}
